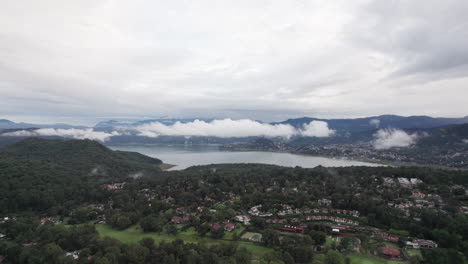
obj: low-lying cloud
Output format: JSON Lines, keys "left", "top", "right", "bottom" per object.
{"left": 132, "top": 119, "right": 335, "bottom": 139}
{"left": 3, "top": 119, "right": 336, "bottom": 141}
{"left": 369, "top": 119, "right": 380, "bottom": 128}
{"left": 373, "top": 129, "right": 419, "bottom": 150}
{"left": 300, "top": 121, "right": 335, "bottom": 137}
{"left": 3, "top": 128, "right": 118, "bottom": 142}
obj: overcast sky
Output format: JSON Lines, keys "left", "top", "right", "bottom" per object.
{"left": 1, "top": 0, "right": 468, "bottom": 125}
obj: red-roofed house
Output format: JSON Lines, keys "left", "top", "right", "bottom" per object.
{"left": 211, "top": 222, "right": 223, "bottom": 231}
{"left": 281, "top": 225, "right": 304, "bottom": 234}
{"left": 379, "top": 246, "right": 401, "bottom": 259}
{"left": 225, "top": 223, "right": 236, "bottom": 232}
{"left": 171, "top": 216, "right": 184, "bottom": 224}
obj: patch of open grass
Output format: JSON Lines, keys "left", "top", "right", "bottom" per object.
{"left": 95, "top": 224, "right": 272, "bottom": 257}
{"left": 347, "top": 253, "right": 407, "bottom": 264}
{"left": 383, "top": 242, "right": 400, "bottom": 249}
{"left": 406, "top": 249, "right": 422, "bottom": 258}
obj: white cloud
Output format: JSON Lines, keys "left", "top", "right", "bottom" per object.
{"left": 300, "top": 121, "right": 335, "bottom": 137}
{"left": 463, "top": 139, "right": 468, "bottom": 144}
{"left": 131, "top": 119, "right": 335, "bottom": 139}
{"left": 373, "top": 129, "right": 419, "bottom": 149}
{"left": 2, "top": 119, "right": 336, "bottom": 140}
{"left": 370, "top": 119, "right": 380, "bottom": 128}
{"left": 3, "top": 128, "right": 117, "bottom": 142}
{"left": 133, "top": 119, "right": 297, "bottom": 138}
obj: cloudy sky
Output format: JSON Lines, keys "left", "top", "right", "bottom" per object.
{"left": 1, "top": 0, "right": 468, "bottom": 125}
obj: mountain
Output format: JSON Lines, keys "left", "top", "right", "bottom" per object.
{"left": 412, "top": 123, "right": 468, "bottom": 148}
{"left": 0, "top": 119, "right": 87, "bottom": 130}
{"left": 94, "top": 118, "right": 215, "bottom": 128}
{"left": 0, "top": 138, "right": 164, "bottom": 213}
{"left": 0, "top": 138, "right": 163, "bottom": 180}
{"left": 94, "top": 120, "right": 135, "bottom": 128}
{"left": 277, "top": 115, "right": 468, "bottom": 133}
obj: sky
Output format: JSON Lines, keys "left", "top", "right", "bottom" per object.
{"left": 1, "top": 0, "right": 468, "bottom": 125}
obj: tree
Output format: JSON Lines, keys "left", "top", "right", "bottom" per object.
{"left": 42, "top": 243, "right": 65, "bottom": 264}
{"left": 140, "top": 215, "right": 164, "bottom": 233}
{"left": 325, "top": 250, "right": 344, "bottom": 264}
{"left": 309, "top": 231, "right": 326, "bottom": 246}
{"left": 140, "top": 237, "right": 155, "bottom": 249}
{"left": 165, "top": 223, "right": 178, "bottom": 236}
{"left": 125, "top": 244, "right": 149, "bottom": 264}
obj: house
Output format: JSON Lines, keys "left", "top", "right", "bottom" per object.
{"left": 182, "top": 213, "right": 195, "bottom": 223}
{"left": 248, "top": 205, "right": 272, "bottom": 217}
{"left": 410, "top": 178, "right": 423, "bottom": 185}
{"left": 211, "top": 222, "right": 223, "bottom": 231}
{"left": 225, "top": 223, "right": 236, "bottom": 232}
{"left": 65, "top": 251, "right": 80, "bottom": 260}
{"left": 411, "top": 192, "right": 426, "bottom": 199}
{"left": 383, "top": 177, "right": 395, "bottom": 187}
{"left": 234, "top": 215, "right": 251, "bottom": 225}
{"left": 375, "top": 231, "right": 399, "bottom": 243}
{"left": 22, "top": 242, "right": 36, "bottom": 247}
{"left": 318, "top": 199, "right": 332, "bottom": 206}
{"left": 0, "top": 234, "right": 6, "bottom": 240}
{"left": 40, "top": 217, "right": 61, "bottom": 225}
{"left": 379, "top": 246, "right": 401, "bottom": 259}
{"left": 406, "top": 239, "right": 438, "bottom": 249}
{"left": 88, "top": 204, "right": 104, "bottom": 211}
{"left": 281, "top": 225, "right": 304, "bottom": 234}
{"left": 398, "top": 178, "right": 412, "bottom": 188}
{"left": 103, "top": 183, "right": 125, "bottom": 190}
{"left": 171, "top": 216, "right": 186, "bottom": 225}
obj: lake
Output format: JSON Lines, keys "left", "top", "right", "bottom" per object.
{"left": 109, "top": 144, "right": 384, "bottom": 170}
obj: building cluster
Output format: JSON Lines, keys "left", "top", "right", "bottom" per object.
{"left": 306, "top": 216, "right": 358, "bottom": 225}
{"left": 102, "top": 182, "right": 125, "bottom": 190}
{"left": 248, "top": 205, "right": 273, "bottom": 217}
{"left": 406, "top": 239, "right": 438, "bottom": 249}
{"left": 39, "top": 217, "right": 61, "bottom": 225}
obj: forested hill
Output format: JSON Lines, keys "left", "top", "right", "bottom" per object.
{"left": 277, "top": 115, "right": 468, "bottom": 132}
{"left": 0, "top": 138, "right": 163, "bottom": 213}
{"left": 0, "top": 138, "right": 162, "bottom": 176}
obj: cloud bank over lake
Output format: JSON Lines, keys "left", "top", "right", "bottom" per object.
{"left": 132, "top": 119, "right": 335, "bottom": 139}
{"left": 3, "top": 119, "right": 336, "bottom": 141}
{"left": 3, "top": 128, "right": 118, "bottom": 142}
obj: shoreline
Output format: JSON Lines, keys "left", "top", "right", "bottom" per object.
{"left": 110, "top": 143, "right": 464, "bottom": 170}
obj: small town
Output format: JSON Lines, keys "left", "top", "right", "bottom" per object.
{"left": 2, "top": 163, "right": 466, "bottom": 264}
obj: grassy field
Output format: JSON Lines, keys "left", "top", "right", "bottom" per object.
{"left": 406, "top": 249, "right": 422, "bottom": 258}
{"left": 96, "top": 224, "right": 273, "bottom": 257}
{"left": 383, "top": 242, "right": 400, "bottom": 249}
{"left": 347, "top": 253, "right": 407, "bottom": 264}
{"left": 325, "top": 236, "right": 335, "bottom": 247}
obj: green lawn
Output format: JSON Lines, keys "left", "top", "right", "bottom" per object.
{"left": 96, "top": 224, "right": 272, "bottom": 257}
{"left": 224, "top": 226, "right": 246, "bottom": 240}
{"left": 347, "top": 253, "right": 407, "bottom": 264}
{"left": 325, "top": 236, "right": 335, "bottom": 247}
{"left": 383, "top": 242, "right": 400, "bottom": 249}
{"left": 406, "top": 249, "right": 422, "bottom": 258}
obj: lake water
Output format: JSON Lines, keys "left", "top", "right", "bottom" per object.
{"left": 109, "top": 144, "right": 384, "bottom": 170}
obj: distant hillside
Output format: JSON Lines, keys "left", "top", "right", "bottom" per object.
{"left": 94, "top": 118, "right": 214, "bottom": 128}
{"left": 0, "top": 138, "right": 163, "bottom": 213}
{"left": 0, "top": 138, "right": 163, "bottom": 180}
{"left": 277, "top": 115, "right": 468, "bottom": 133}
{"left": 0, "top": 118, "right": 87, "bottom": 130}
